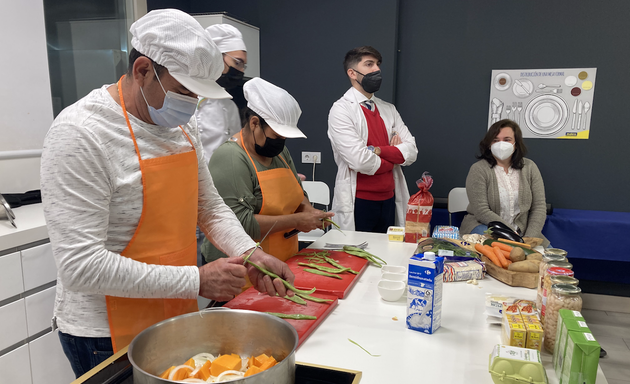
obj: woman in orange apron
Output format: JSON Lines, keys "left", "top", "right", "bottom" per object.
{"left": 200, "top": 78, "right": 334, "bottom": 267}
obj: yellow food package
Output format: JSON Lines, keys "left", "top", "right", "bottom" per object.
{"left": 387, "top": 226, "right": 405, "bottom": 242}
{"left": 525, "top": 322, "right": 544, "bottom": 351}
{"left": 502, "top": 314, "right": 527, "bottom": 348}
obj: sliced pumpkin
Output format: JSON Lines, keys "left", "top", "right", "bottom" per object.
{"left": 244, "top": 365, "right": 263, "bottom": 377}
{"left": 259, "top": 356, "right": 277, "bottom": 371}
{"left": 196, "top": 359, "right": 212, "bottom": 381}
{"left": 159, "top": 366, "right": 175, "bottom": 379}
{"left": 253, "top": 353, "right": 270, "bottom": 367}
{"left": 210, "top": 354, "right": 242, "bottom": 377}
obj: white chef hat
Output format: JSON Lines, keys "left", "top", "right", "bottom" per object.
{"left": 206, "top": 24, "right": 247, "bottom": 53}
{"left": 244, "top": 78, "right": 306, "bottom": 139}
{"left": 130, "top": 9, "right": 231, "bottom": 99}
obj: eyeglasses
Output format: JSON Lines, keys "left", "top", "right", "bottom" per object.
{"left": 224, "top": 53, "right": 247, "bottom": 71}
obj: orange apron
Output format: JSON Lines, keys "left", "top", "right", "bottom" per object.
{"left": 105, "top": 77, "right": 199, "bottom": 352}
{"left": 239, "top": 131, "right": 303, "bottom": 262}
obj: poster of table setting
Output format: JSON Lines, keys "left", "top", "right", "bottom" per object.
{"left": 488, "top": 68, "right": 596, "bottom": 139}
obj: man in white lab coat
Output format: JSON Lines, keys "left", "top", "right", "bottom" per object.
{"left": 328, "top": 46, "right": 417, "bottom": 232}
{"left": 196, "top": 24, "right": 248, "bottom": 161}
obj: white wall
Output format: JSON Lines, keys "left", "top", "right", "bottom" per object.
{"left": 0, "top": 0, "right": 53, "bottom": 152}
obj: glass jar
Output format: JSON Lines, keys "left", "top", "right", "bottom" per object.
{"left": 550, "top": 275, "right": 579, "bottom": 287}
{"left": 541, "top": 267, "right": 574, "bottom": 324}
{"left": 536, "top": 254, "right": 567, "bottom": 311}
{"left": 543, "top": 284, "right": 582, "bottom": 353}
{"left": 545, "top": 248, "right": 568, "bottom": 258}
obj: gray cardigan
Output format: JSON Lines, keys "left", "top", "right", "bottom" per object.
{"left": 460, "top": 158, "right": 549, "bottom": 245}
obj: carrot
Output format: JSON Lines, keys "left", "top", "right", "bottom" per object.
{"left": 493, "top": 242, "right": 514, "bottom": 252}
{"left": 500, "top": 248, "right": 512, "bottom": 260}
{"left": 498, "top": 238, "right": 532, "bottom": 249}
{"left": 493, "top": 246, "right": 510, "bottom": 269}
{"left": 475, "top": 243, "right": 502, "bottom": 268}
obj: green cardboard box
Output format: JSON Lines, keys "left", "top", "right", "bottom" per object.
{"left": 554, "top": 310, "right": 589, "bottom": 377}
{"left": 559, "top": 331, "right": 600, "bottom": 384}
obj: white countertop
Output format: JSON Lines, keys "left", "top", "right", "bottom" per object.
{"left": 296, "top": 230, "right": 607, "bottom": 384}
{"left": 0, "top": 203, "right": 48, "bottom": 251}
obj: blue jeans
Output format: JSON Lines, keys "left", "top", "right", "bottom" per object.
{"left": 470, "top": 224, "right": 488, "bottom": 235}
{"left": 58, "top": 331, "right": 113, "bottom": 378}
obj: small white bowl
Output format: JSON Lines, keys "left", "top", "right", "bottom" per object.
{"left": 377, "top": 280, "right": 406, "bottom": 301}
{"left": 381, "top": 272, "right": 407, "bottom": 282}
{"left": 381, "top": 265, "right": 407, "bottom": 275}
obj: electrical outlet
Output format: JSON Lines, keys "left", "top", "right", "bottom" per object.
{"left": 301, "top": 151, "right": 321, "bottom": 164}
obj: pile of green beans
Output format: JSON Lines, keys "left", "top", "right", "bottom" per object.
{"left": 342, "top": 246, "right": 387, "bottom": 268}
{"left": 243, "top": 247, "right": 333, "bottom": 304}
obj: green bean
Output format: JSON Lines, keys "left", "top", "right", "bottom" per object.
{"left": 324, "top": 256, "right": 358, "bottom": 274}
{"left": 304, "top": 268, "right": 343, "bottom": 279}
{"left": 282, "top": 294, "right": 307, "bottom": 305}
{"left": 246, "top": 259, "right": 316, "bottom": 295}
{"left": 323, "top": 218, "right": 344, "bottom": 235}
{"left": 265, "top": 312, "right": 317, "bottom": 320}
{"left": 298, "top": 262, "right": 348, "bottom": 274}
{"left": 348, "top": 338, "right": 381, "bottom": 357}
{"left": 343, "top": 246, "right": 386, "bottom": 268}
{"left": 296, "top": 292, "right": 334, "bottom": 303}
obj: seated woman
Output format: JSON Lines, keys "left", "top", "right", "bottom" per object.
{"left": 460, "top": 119, "right": 549, "bottom": 246}
{"left": 201, "top": 77, "right": 334, "bottom": 265}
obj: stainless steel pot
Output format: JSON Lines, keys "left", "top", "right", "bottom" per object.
{"left": 128, "top": 308, "right": 298, "bottom": 384}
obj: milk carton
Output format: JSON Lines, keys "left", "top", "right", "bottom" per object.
{"left": 407, "top": 251, "right": 444, "bottom": 334}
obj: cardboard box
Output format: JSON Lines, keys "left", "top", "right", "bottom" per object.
{"left": 502, "top": 314, "right": 527, "bottom": 348}
{"left": 560, "top": 331, "right": 600, "bottom": 384}
{"left": 554, "top": 311, "right": 590, "bottom": 377}
{"left": 387, "top": 226, "right": 405, "bottom": 242}
{"left": 407, "top": 253, "right": 444, "bottom": 334}
{"left": 443, "top": 260, "right": 484, "bottom": 282}
{"left": 524, "top": 322, "right": 544, "bottom": 351}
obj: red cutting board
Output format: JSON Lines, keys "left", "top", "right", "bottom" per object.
{"left": 285, "top": 249, "right": 369, "bottom": 299}
{"left": 224, "top": 287, "right": 338, "bottom": 348}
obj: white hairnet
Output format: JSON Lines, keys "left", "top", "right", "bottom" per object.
{"left": 206, "top": 24, "right": 247, "bottom": 53}
{"left": 130, "top": 9, "right": 231, "bottom": 99}
{"left": 244, "top": 78, "right": 306, "bottom": 139}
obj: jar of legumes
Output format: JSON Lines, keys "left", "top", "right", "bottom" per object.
{"left": 543, "top": 283, "right": 582, "bottom": 353}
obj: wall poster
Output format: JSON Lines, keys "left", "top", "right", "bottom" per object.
{"left": 488, "top": 68, "right": 596, "bottom": 139}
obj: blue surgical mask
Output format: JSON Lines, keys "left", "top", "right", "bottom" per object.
{"left": 140, "top": 67, "right": 198, "bottom": 128}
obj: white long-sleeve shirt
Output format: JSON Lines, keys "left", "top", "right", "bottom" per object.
{"left": 41, "top": 85, "right": 256, "bottom": 337}
{"left": 196, "top": 98, "right": 242, "bottom": 161}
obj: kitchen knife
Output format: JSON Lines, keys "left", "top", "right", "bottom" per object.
{"left": 582, "top": 102, "right": 591, "bottom": 130}
{"left": 577, "top": 101, "right": 583, "bottom": 132}
{"left": 571, "top": 100, "right": 578, "bottom": 130}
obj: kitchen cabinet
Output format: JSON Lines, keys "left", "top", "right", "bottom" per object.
{"left": 0, "top": 299, "right": 28, "bottom": 351}
{"left": 0, "top": 204, "right": 74, "bottom": 384}
{"left": 0, "top": 251, "right": 24, "bottom": 301}
{"left": 0, "top": 344, "right": 32, "bottom": 384}
{"left": 29, "top": 330, "right": 76, "bottom": 384}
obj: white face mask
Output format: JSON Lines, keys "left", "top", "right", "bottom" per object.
{"left": 139, "top": 66, "right": 198, "bottom": 128}
{"left": 491, "top": 141, "right": 515, "bottom": 161}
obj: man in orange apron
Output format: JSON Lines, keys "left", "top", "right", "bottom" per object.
{"left": 41, "top": 10, "right": 294, "bottom": 378}
{"left": 200, "top": 78, "right": 335, "bottom": 269}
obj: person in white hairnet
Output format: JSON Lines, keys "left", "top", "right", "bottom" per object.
{"left": 201, "top": 78, "right": 334, "bottom": 270}
{"left": 40, "top": 9, "right": 294, "bottom": 377}
{"left": 196, "top": 24, "right": 248, "bottom": 161}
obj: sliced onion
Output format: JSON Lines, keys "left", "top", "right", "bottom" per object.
{"left": 181, "top": 379, "right": 206, "bottom": 383}
{"left": 216, "top": 370, "right": 245, "bottom": 382}
{"left": 168, "top": 365, "right": 194, "bottom": 381}
{"left": 189, "top": 366, "right": 202, "bottom": 378}
{"left": 191, "top": 353, "right": 216, "bottom": 368}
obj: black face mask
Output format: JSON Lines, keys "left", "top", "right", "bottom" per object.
{"left": 254, "top": 126, "right": 286, "bottom": 158}
{"left": 354, "top": 69, "right": 382, "bottom": 94}
{"left": 216, "top": 66, "right": 244, "bottom": 90}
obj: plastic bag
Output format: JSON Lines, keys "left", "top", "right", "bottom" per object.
{"left": 405, "top": 172, "right": 434, "bottom": 243}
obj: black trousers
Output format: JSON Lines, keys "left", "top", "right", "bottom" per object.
{"left": 354, "top": 196, "right": 396, "bottom": 233}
